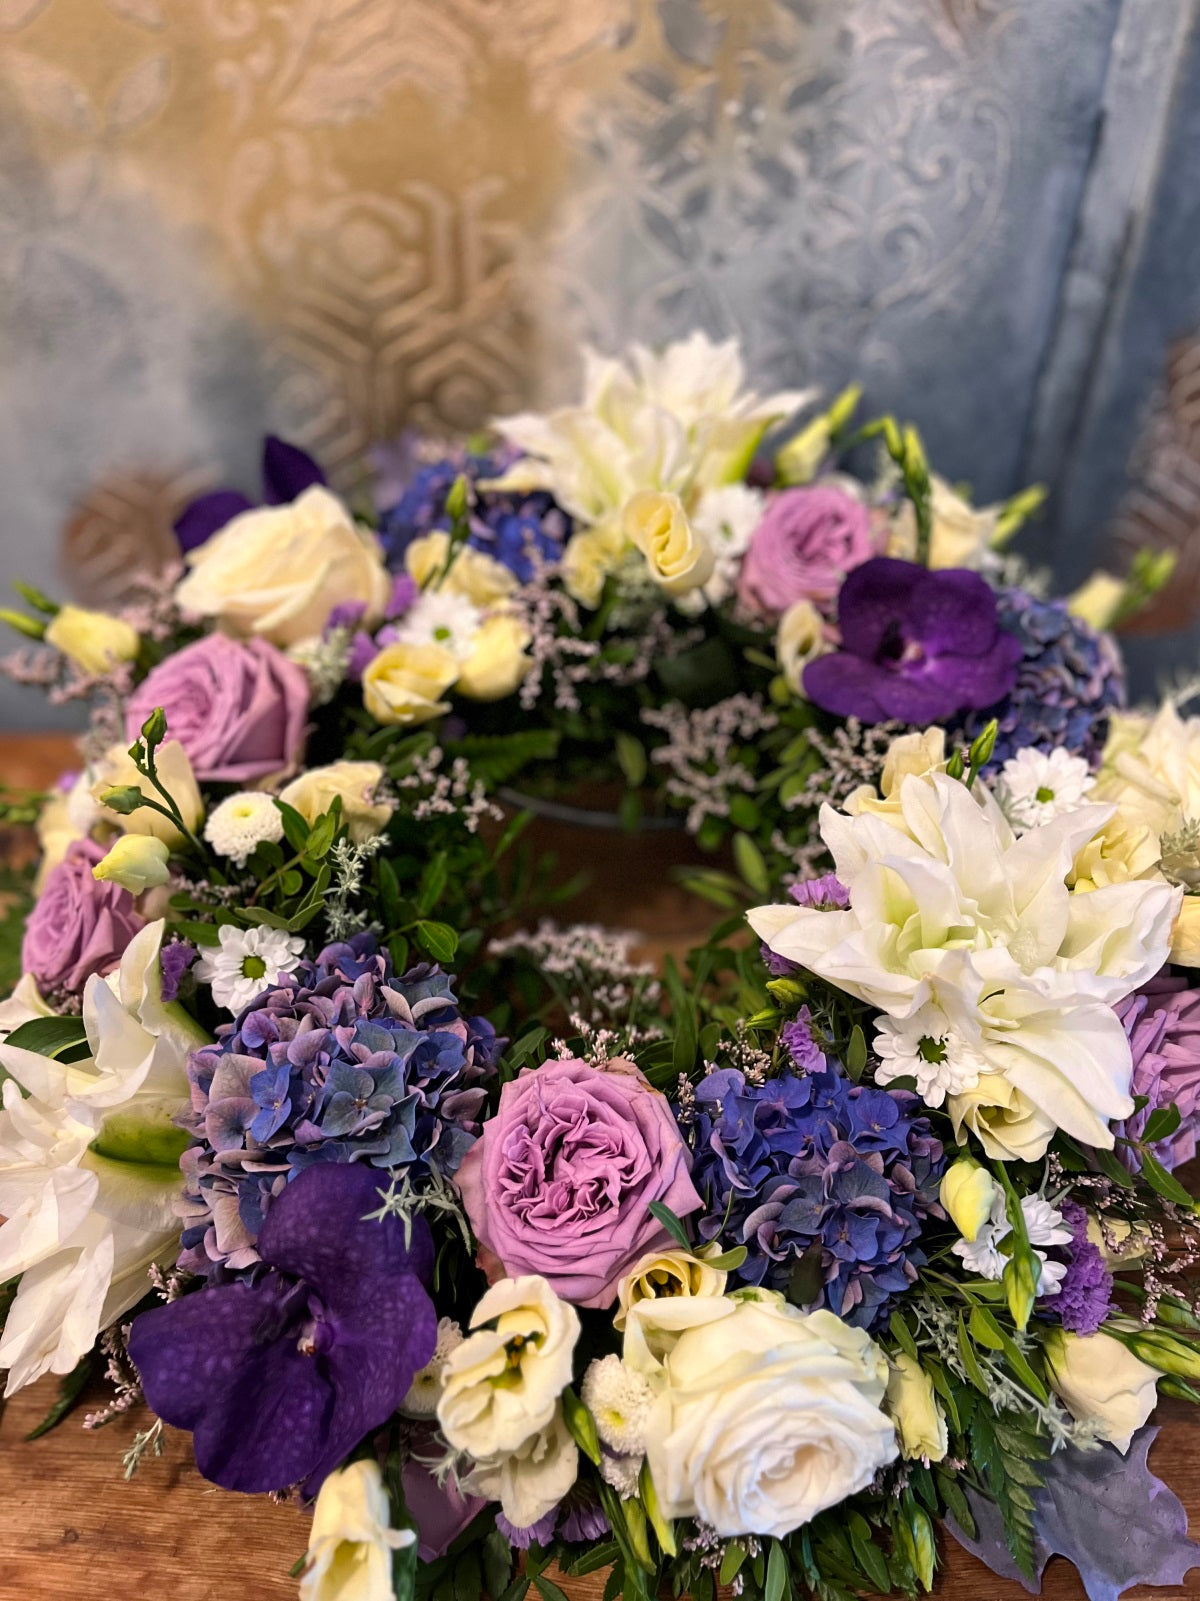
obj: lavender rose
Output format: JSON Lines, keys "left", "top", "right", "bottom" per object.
{"left": 454, "top": 1056, "right": 702, "bottom": 1308}
{"left": 22, "top": 838, "right": 144, "bottom": 996}
{"left": 125, "top": 635, "right": 309, "bottom": 785}
{"left": 738, "top": 486, "right": 876, "bottom": 617}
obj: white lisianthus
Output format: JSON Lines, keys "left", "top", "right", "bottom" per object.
{"left": 203, "top": 792, "right": 284, "bottom": 867}
{"left": 92, "top": 835, "right": 171, "bottom": 895}
{"left": 437, "top": 1274, "right": 580, "bottom": 1460}
{"left": 465, "top": 1402, "right": 580, "bottom": 1530}
{"left": 623, "top": 490, "right": 714, "bottom": 598}
{"left": 175, "top": 486, "right": 391, "bottom": 648}
{"left": 300, "top": 1460, "right": 414, "bottom": 1601}
{"left": 749, "top": 771, "right": 1179, "bottom": 1159}
{"left": 775, "top": 599, "right": 829, "bottom": 697}
{"left": 885, "top": 1353, "right": 948, "bottom": 1462}
{"left": 613, "top": 1245, "right": 728, "bottom": 1332}
{"left": 997, "top": 747, "right": 1095, "bottom": 831}
{"left": 0, "top": 921, "right": 206, "bottom": 1394}
{"left": 1044, "top": 1330, "right": 1159, "bottom": 1452}
{"left": 939, "top": 1157, "right": 999, "bottom": 1243}
{"left": 952, "top": 1190, "right": 1071, "bottom": 1296}
{"left": 642, "top": 1298, "right": 896, "bottom": 1538}
{"left": 44, "top": 605, "right": 140, "bottom": 675}
{"left": 194, "top": 924, "right": 305, "bottom": 1013}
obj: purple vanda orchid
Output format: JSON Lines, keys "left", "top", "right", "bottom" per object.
{"left": 802, "top": 556, "right": 1022, "bottom": 723}
{"left": 174, "top": 436, "right": 326, "bottom": 553}
{"left": 128, "top": 1162, "right": 436, "bottom": 1497}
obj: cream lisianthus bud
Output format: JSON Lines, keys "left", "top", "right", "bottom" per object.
{"left": 939, "top": 1157, "right": 998, "bottom": 1243}
{"left": 885, "top": 1353, "right": 947, "bottom": 1462}
{"left": 362, "top": 642, "right": 457, "bottom": 727}
{"left": 1044, "top": 1329, "right": 1159, "bottom": 1452}
{"left": 1067, "top": 570, "right": 1127, "bottom": 630}
{"left": 44, "top": 606, "right": 139, "bottom": 675}
{"left": 455, "top": 613, "right": 532, "bottom": 701}
{"left": 278, "top": 760, "right": 394, "bottom": 844}
{"left": 299, "top": 1460, "right": 414, "bottom": 1601}
{"left": 92, "top": 835, "right": 171, "bottom": 895}
{"left": 91, "top": 741, "right": 204, "bottom": 849}
{"left": 623, "top": 490, "right": 715, "bottom": 598}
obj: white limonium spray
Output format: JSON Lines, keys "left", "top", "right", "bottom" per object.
{"left": 748, "top": 761, "right": 1180, "bottom": 1161}
{"left": 194, "top": 924, "right": 305, "bottom": 1013}
{"left": 203, "top": 791, "right": 285, "bottom": 867}
{"left": 997, "top": 746, "right": 1095, "bottom": 831}
{"left": 953, "top": 1190, "right": 1072, "bottom": 1296}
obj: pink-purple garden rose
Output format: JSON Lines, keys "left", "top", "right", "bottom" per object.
{"left": 125, "top": 635, "right": 309, "bottom": 784}
{"left": 738, "top": 485, "right": 876, "bottom": 617}
{"left": 454, "top": 1055, "right": 702, "bottom": 1308}
{"left": 22, "top": 838, "right": 144, "bottom": 995}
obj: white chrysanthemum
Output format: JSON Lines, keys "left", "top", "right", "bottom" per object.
{"left": 874, "top": 1003, "right": 987, "bottom": 1107}
{"left": 998, "top": 747, "right": 1095, "bottom": 830}
{"left": 953, "top": 1191, "right": 1072, "bottom": 1296}
{"left": 394, "top": 589, "right": 482, "bottom": 661}
{"left": 599, "top": 1448, "right": 643, "bottom": 1499}
{"left": 203, "top": 791, "right": 284, "bottom": 867}
{"left": 402, "top": 1317, "right": 464, "bottom": 1418}
{"left": 193, "top": 923, "right": 305, "bottom": 1013}
{"left": 581, "top": 1354, "right": 655, "bottom": 1456}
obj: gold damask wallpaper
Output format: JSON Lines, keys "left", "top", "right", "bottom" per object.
{"left": 1, "top": 0, "right": 1198, "bottom": 714}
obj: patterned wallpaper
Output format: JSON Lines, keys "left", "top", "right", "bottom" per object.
{"left": 1, "top": 0, "right": 1198, "bottom": 722}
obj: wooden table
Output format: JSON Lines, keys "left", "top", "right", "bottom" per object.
{"left": 1, "top": 734, "right": 1198, "bottom": 1600}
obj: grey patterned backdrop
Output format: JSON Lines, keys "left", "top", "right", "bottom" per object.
{"left": 1, "top": 0, "right": 1199, "bottom": 724}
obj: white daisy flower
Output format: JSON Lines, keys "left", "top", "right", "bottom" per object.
{"left": 204, "top": 791, "right": 285, "bottom": 867}
{"left": 874, "top": 1004, "right": 987, "bottom": 1107}
{"left": 997, "top": 746, "right": 1095, "bottom": 831}
{"left": 193, "top": 924, "right": 306, "bottom": 1014}
{"left": 394, "top": 589, "right": 483, "bottom": 660}
{"left": 953, "top": 1190, "right": 1073, "bottom": 1296}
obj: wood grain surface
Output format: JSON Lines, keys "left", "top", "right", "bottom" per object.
{"left": 0, "top": 734, "right": 1198, "bottom": 1601}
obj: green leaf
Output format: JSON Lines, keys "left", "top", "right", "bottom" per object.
{"left": 453, "top": 1552, "right": 483, "bottom": 1601}
{"left": 764, "top": 1538, "right": 791, "bottom": 1601}
{"left": 532, "top": 1577, "right": 570, "bottom": 1601}
{"left": 845, "top": 1024, "right": 868, "bottom": 1082}
{"left": 280, "top": 869, "right": 304, "bottom": 896}
{"left": 601, "top": 1563, "right": 623, "bottom": 1601}
{"left": 445, "top": 729, "right": 560, "bottom": 786}
{"left": 377, "top": 855, "right": 402, "bottom": 930}
{"left": 957, "top": 1313, "right": 989, "bottom": 1393}
{"left": 414, "top": 920, "right": 458, "bottom": 965}
{"left": 482, "top": 1528, "right": 515, "bottom": 1600}
{"left": 647, "top": 1200, "right": 692, "bottom": 1253}
{"left": 565, "top": 1542, "right": 620, "bottom": 1578}
{"left": 560, "top": 1386, "right": 602, "bottom": 1466}
{"left": 638, "top": 1458, "right": 676, "bottom": 1557}
{"left": 615, "top": 732, "right": 647, "bottom": 788}
{"left": 1085, "top": 1140, "right": 1137, "bottom": 1189}
{"left": 1140, "top": 1150, "right": 1198, "bottom": 1209}
{"left": 418, "top": 852, "right": 450, "bottom": 917}
{"left": 25, "top": 1352, "right": 94, "bottom": 1439}
{"left": 236, "top": 906, "right": 292, "bottom": 929}
{"left": 971, "top": 1306, "right": 1048, "bottom": 1402}
{"left": 848, "top": 1518, "right": 891, "bottom": 1594}
{"left": 4, "top": 1015, "right": 88, "bottom": 1061}
{"left": 719, "top": 1544, "right": 746, "bottom": 1587}
{"left": 700, "top": 1244, "right": 747, "bottom": 1272}
{"left": 1142, "top": 1103, "right": 1183, "bottom": 1146}
{"left": 169, "top": 919, "right": 221, "bottom": 946}
{"left": 89, "top": 1110, "right": 191, "bottom": 1170}
{"left": 785, "top": 1240, "right": 825, "bottom": 1308}
{"left": 275, "top": 799, "right": 311, "bottom": 854}
{"left": 732, "top": 832, "right": 770, "bottom": 896}
{"left": 889, "top": 1309, "right": 919, "bottom": 1361}
{"left": 728, "top": 793, "right": 760, "bottom": 832}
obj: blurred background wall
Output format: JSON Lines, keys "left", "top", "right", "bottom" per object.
{"left": 1, "top": 0, "right": 1199, "bottom": 723}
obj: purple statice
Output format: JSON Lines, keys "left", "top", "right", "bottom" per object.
{"left": 129, "top": 1163, "right": 436, "bottom": 1495}
{"left": 958, "top": 588, "right": 1125, "bottom": 772}
{"left": 378, "top": 446, "right": 571, "bottom": 582}
{"left": 1113, "top": 974, "right": 1200, "bottom": 1170}
{"left": 1053, "top": 1201, "right": 1113, "bottom": 1336}
{"left": 684, "top": 1063, "right": 945, "bottom": 1330}
{"left": 789, "top": 873, "right": 850, "bottom": 909}
{"left": 803, "top": 557, "right": 1022, "bottom": 723}
{"left": 177, "top": 932, "right": 502, "bottom": 1277}
{"left": 780, "top": 1008, "right": 827, "bottom": 1072}
{"left": 160, "top": 939, "right": 197, "bottom": 1003}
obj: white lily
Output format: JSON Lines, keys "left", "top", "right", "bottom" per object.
{"left": 0, "top": 921, "right": 207, "bottom": 1394}
{"left": 749, "top": 772, "right": 1179, "bottom": 1159}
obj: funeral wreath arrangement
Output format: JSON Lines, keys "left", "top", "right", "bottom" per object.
{"left": 1, "top": 333, "right": 1199, "bottom": 1601}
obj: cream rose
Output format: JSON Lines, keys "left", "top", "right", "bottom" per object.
{"left": 437, "top": 1275, "right": 580, "bottom": 1461}
{"left": 176, "top": 486, "right": 391, "bottom": 647}
{"left": 843, "top": 727, "right": 947, "bottom": 825}
{"left": 642, "top": 1298, "right": 896, "bottom": 1538}
{"left": 300, "top": 1460, "right": 414, "bottom": 1601}
{"left": 91, "top": 741, "right": 203, "bottom": 849}
{"left": 405, "top": 534, "right": 516, "bottom": 607}
{"left": 623, "top": 490, "right": 714, "bottom": 598}
{"left": 278, "top": 760, "right": 394, "bottom": 844}
{"left": 362, "top": 642, "right": 457, "bottom": 727}
{"left": 885, "top": 1353, "right": 947, "bottom": 1462}
{"left": 946, "top": 1074, "right": 1058, "bottom": 1164}
{"left": 456, "top": 613, "right": 532, "bottom": 701}
{"left": 44, "top": 605, "right": 139, "bottom": 675}
{"left": 1044, "top": 1330, "right": 1159, "bottom": 1452}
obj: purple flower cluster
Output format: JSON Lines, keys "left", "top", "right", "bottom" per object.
{"left": 684, "top": 1063, "right": 945, "bottom": 1330}
{"left": 1053, "top": 1200, "right": 1114, "bottom": 1336}
{"left": 1114, "top": 974, "right": 1200, "bottom": 1171}
{"left": 177, "top": 933, "right": 501, "bottom": 1277}
{"left": 760, "top": 875, "right": 848, "bottom": 978}
{"left": 378, "top": 448, "right": 570, "bottom": 582}
{"left": 959, "top": 589, "right": 1125, "bottom": 772}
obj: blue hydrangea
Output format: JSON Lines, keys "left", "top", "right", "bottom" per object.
{"left": 178, "top": 933, "right": 501, "bottom": 1277}
{"left": 959, "top": 587, "right": 1125, "bottom": 772}
{"left": 378, "top": 449, "right": 570, "bottom": 581}
{"left": 683, "top": 1063, "right": 945, "bottom": 1330}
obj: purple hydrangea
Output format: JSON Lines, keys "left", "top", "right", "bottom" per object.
{"left": 958, "top": 588, "right": 1125, "bottom": 772}
{"left": 684, "top": 1063, "right": 946, "bottom": 1330}
{"left": 178, "top": 933, "right": 501, "bottom": 1277}
{"left": 129, "top": 1162, "right": 436, "bottom": 1496}
{"left": 802, "top": 557, "right": 1022, "bottom": 723}
{"left": 1053, "top": 1200, "right": 1114, "bottom": 1336}
{"left": 1113, "top": 974, "right": 1200, "bottom": 1171}
{"left": 378, "top": 447, "right": 570, "bottom": 581}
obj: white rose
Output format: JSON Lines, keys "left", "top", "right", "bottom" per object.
{"left": 278, "top": 760, "right": 394, "bottom": 844}
{"left": 361, "top": 642, "right": 457, "bottom": 727}
{"left": 643, "top": 1298, "right": 896, "bottom": 1538}
{"left": 300, "top": 1460, "right": 414, "bottom": 1601}
{"left": 176, "top": 486, "right": 391, "bottom": 647}
{"left": 1044, "top": 1330, "right": 1159, "bottom": 1453}
{"left": 437, "top": 1275, "right": 579, "bottom": 1460}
